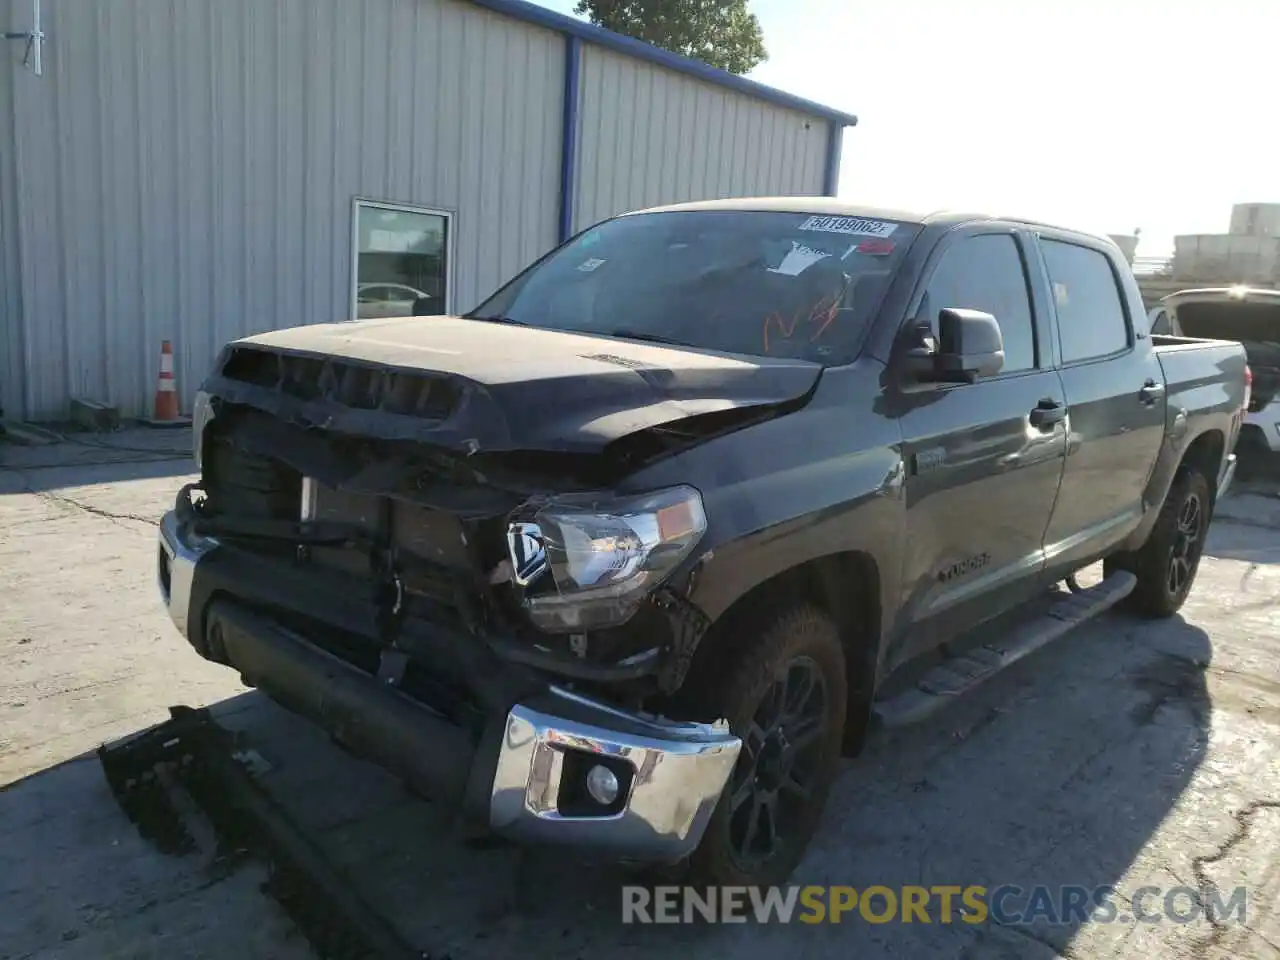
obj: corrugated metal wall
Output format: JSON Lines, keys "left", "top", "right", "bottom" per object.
{"left": 0, "top": 0, "right": 22, "bottom": 420}
{"left": 2, "top": 0, "right": 838, "bottom": 421}
{"left": 3, "top": 0, "right": 564, "bottom": 419}
{"left": 572, "top": 44, "right": 829, "bottom": 233}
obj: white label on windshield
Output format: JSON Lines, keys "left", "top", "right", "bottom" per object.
{"left": 798, "top": 216, "right": 897, "bottom": 238}
{"left": 768, "top": 242, "right": 832, "bottom": 276}
{"left": 577, "top": 258, "right": 607, "bottom": 272}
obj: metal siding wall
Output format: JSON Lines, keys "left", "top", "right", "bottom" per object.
{"left": 573, "top": 45, "right": 829, "bottom": 233}
{"left": 0, "top": 0, "right": 22, "bottom": 419}
{"left": 8, "top": 0, "right": 562, "bottom": 419}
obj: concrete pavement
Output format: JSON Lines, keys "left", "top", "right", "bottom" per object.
{"left": 2, "top": 433, "right": 1279, "bottom": 959}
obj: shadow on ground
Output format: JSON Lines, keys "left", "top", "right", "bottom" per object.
{"left": 0, "top": 426, "right": 194, "bottom": 493}
{"left": 0, "top": 605, "right": 1215, "bottom": 960}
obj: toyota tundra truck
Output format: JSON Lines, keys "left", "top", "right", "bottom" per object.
{"left": 158, "top": 200, "right": 1247, "bottom": 886}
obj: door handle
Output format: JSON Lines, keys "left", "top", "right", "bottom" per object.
{"left": 1139, "top": 379, "right": 1165, "bottom": 404}
{"left": 1028, "top": 399, "right": 1067, "bottom": 429}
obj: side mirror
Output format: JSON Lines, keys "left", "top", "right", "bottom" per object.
{"left": 904, "top": 308, "right": 1005, "bottom": 383}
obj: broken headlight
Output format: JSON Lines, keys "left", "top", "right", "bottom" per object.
{"left": 513, "top": 485, "right": 707, "bottom": 633}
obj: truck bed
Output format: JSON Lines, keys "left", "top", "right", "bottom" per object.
{"left": 1153, "top": 333, "right": 1248, "bottom": 421}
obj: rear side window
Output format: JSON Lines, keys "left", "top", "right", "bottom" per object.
{"left": 1041, "top": 240, "right": 1130, "bottom": 363}
{"left": 918, "top": 234, "right": 1036, "bottom": 373}
{"left": 1148, "top": 307, "right": 1173, "bottom": 336}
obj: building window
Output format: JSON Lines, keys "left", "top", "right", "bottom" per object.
{"left": 352, "top": 200, "right": 451, "bottom": 319}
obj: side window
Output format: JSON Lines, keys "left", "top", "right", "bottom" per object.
{"left": 919, "top": 234, "right": 1036, "bottom": 374}
{"left": 1040, "top": 240, "right": 1130, "bottom": 363}
{"left": 1148, "top": 306, "right": 1173, "bottom": 336}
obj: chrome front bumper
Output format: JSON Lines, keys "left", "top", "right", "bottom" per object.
{"left": 493, "top": 689, "right": 738, "bottom": 859}
{"left": 157, "top": 510, "right": 219, "bottom": 639}
{"left": 157, "top": 510, "right": 740, "bottom": 862}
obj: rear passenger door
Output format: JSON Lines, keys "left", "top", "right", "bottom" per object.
{"left": 1037, "top": 237, "right": 1166, "bottom": 571}
{"left": 891, "top": 229, "right": 1068, "bottom": 667}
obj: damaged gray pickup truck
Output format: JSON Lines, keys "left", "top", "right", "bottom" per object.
{"left": 159, "top": 199, "right": 1248, "bottom": 886}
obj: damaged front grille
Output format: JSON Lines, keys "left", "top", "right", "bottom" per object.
{"left": 221, "top": 346, "right": 461, "bottom": 420}
{"left": 302, "top": 481, "right": 479, "bottom": 614}
{"left": 204, "top": 434, "right": 303, "bottom": 519}
{"left": 199, "top": 431, "right": 491, "bottom": 645}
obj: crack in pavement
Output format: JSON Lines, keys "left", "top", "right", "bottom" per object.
{"left": 1239, "top": 920, "right": 1280, "bottom": 954}
{"left": 1189, "top": 798, "right": 1280, "bottom": 957}
{"left": 27, "top": 485, "right": 156, "bottom": 529}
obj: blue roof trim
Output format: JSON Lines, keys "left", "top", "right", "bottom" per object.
{"left": 465, "top": 0, "right": 858, "bottom": 128}
{"left": 558, "top": 35, "right": 582, "bottom": 243}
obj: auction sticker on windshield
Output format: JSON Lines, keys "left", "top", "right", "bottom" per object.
{"left": 798, "top": 216, "right": 897, "bottom": 238}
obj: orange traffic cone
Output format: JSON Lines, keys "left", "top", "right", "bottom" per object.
{"left": 143, "top": 340, "right": 189, "bottom": 427}
{"left": 154, "top": 340, "right": 180, "bottom": 421}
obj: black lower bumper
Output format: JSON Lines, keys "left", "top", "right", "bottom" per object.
{"left": 205, "top": 599, "right": 499, "bottom": 816}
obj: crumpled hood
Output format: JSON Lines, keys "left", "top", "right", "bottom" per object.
{"left": 202, "top": 316, "right": 823, "bottom": 453}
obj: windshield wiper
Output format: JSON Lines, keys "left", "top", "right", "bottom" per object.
{"left": 607, "top": 329, "right": 692, "bottom": 348}
{"left": 465, "top": 314, "right": 526, "bottom": 325}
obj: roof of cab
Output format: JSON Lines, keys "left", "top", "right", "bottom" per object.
{"left": 630, "top": 197, "right": 953, "bottom": 224}
{"left": 627, "top": 197, "right": 1103, "bottom": 238}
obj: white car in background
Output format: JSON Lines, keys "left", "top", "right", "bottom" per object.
{"left": 355, "top": 282, "right": 434, "bottom": 319}
{"left": 1151, "top": 286, "right": 1279, "bottom": 454}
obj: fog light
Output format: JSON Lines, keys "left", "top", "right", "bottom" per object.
{"left": 585, "top": 764, "right": 620, "bottom": 806}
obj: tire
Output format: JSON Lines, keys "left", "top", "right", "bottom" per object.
{"left": 683, "top": 602, "right": 848, "bottom": 887}
{"left": 1106, "top": 466, "right": 1211, "bottom": 618}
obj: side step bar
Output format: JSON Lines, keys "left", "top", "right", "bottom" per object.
{"left": 874, "top": 571, "right": 1137, "bottom": 729}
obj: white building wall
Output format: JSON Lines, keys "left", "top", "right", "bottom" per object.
{"left": 1174, "top": 233, "right": 1280, "bottom": 286}
{"left": 1229, "top": 203, "right": 1280, "bottom": 239}
{"left": 572, "top": 44, "right": 830, "bottom": 233}
{"left": 2, "top": 0, "right": 564, "bottom": 419}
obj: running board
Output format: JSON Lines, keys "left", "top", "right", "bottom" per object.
{"left": 874, "top": 571, "right": 1137, "bottom": 729}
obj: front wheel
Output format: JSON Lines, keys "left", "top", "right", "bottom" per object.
{"left": 685, "top": 603, "right": 848, "bottom": 887}
{"left": 1107, "top": 466, "right": 1211, "bottom": 618}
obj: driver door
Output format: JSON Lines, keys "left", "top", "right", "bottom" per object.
{"left": 888, "top": 229, "right": 1068, "bottom": 668}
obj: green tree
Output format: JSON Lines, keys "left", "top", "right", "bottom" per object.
{"left": 574, "top": 0, "right": 767, "bottom": 75}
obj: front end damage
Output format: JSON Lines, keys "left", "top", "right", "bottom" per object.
{"left": 154, "top": 341, "right": 791, "bottom": 860}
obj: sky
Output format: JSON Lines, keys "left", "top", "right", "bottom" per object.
{"left": 534, "top": 0, "right": 1279, "bottom": 255}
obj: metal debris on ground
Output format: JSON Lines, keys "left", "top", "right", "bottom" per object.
{"left": 98, "top": 705, "right": 436, "bottom": 960}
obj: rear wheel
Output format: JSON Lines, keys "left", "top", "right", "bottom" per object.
{"left": 684, "top": 603, "right": 847, "bottom": 887}
{"left": 1106, "top": 466, "right": 1211, "bottom": 618}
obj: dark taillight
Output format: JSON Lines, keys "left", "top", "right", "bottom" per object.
{"left": 1244, "top": 364, "right": 1253, "bottom": 412}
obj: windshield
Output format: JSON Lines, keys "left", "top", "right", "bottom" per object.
{"left": 468, "top": 210, "right": 920, "bottom": 365}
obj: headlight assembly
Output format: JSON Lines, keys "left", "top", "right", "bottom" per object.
{"left": 509, "top": 485, "right": 707, "bottom": 633}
